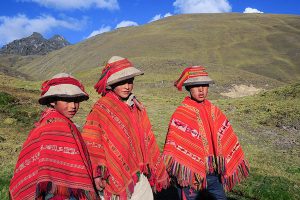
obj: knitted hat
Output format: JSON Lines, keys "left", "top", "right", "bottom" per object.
{"left": 38, "top": 73, "right": 89, "bottom": 105}
{"left": 174, "top": 66, "right": 214, "bottom": 91}
{"left": 94, "top": 56, "right": 144, "bottom": 95}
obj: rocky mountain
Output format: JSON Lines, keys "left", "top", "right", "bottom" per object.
{"left": 0, "top": 32, "right": 70, "bottom": 56}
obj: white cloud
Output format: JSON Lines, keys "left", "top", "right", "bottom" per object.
{"left": 21, "top": 0, "right": 119, "bottom": 10}
{"left": 173, "top": 0, "right": 231, "bottom": 13}
{"left": 243, "top": 7, "right": 264, "bottom": 14}
{"left": 87, "top": 25, "right": 111, "bottom": 38}
{"left": 164, "top": 13, "right": 172, "bottom": 17}
{"left": 88, "top": 20, "right": 139, "bottom": 39}
{"left": 0, "top": 14, "right": 85, "bottom": 46}
{"left": 149, "top": 13, "right": 173, "bottom": 23}
{"left": 115, "top": 20, "right": 138, "bottom": 29}
{"left": 149, "top": 14, "right": 162, "bottom": 23}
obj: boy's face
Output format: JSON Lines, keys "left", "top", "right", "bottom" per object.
{"left": 112, "top": 78, "right": 134, "bottom": 99}
{"left": 189, "top": 84, "right": 209, "bottom": 103}
{"left": 50, "top": 100, "right": 79, "bottom": 119}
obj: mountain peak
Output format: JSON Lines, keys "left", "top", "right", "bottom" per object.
{"left": 50, "top": 34, "right": 65, "bottom": 41}
{"left": 0, "top": 32, "right": 70, "bottom": 56}
{"left": 29, "top": 32, "right": 43, "bottom": 39}
{"left": 48, "top": 34, "right": 70, "bottom": 48}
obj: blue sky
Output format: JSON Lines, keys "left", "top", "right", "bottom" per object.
{"left": 0, "top": 0, "right": 299, "bottom": 47}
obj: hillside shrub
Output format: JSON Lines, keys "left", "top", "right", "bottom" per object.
{"left": 0, "top": 92, "right": 16, "bottom": 106}
{"left": 0, "top": 92, "right": 39, "bottom": 126}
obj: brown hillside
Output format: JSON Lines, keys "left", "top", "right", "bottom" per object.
{"left": 17, "top": 14, "right": 300, "bottom": 90}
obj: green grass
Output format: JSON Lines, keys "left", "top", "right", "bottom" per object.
{"left": 0, "top": 92, "right": 40, "bottom": 126}
{"left": 0, "top": 71, "right": 299, "bottom": 199}
{"left": 1, "top": 13, "right": 300, "bottom": 200}
{"left": 0, "top": 92, "right": 41, "bottom": 199}
{"left": 215, "top": 82, "right": 300, "bottom": 200}
{"left": 17, "top": 14, "right": 300, "bottom": 87}
{"left": 0, "top": 75, "right": 42, "bottom": 199}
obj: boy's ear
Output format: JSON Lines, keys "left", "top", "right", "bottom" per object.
{"left": 50, "top": 102, "right": 55, "bottom": 107}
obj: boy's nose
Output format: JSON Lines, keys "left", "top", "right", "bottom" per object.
{"left": 124, "top": 83, "right": 129, "bottom": 89}
{"left": 69, "top": 102, "right": 76, "bottom": 108}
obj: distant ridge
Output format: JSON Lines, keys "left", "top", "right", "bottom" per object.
{"left": 18, "top": 13, "right": 300, "bottom": 87}
{"left": 0, "top": 32, "right": 70, "bottom": 56}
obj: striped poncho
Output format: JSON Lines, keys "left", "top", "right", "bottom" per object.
{"left": 9, "top": 108, "right": 98, "bottom": 200}
{"left": 82, "top": 92, "right": 169, "bottom": 199}
{"left": 163, "top": 97, "right": 249, "bottom": 191}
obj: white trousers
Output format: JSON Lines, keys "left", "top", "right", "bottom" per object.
{"left": 130, "top": 174, "right": 153, "bottom": 200}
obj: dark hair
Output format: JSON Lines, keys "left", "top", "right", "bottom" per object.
{"left": 185, "top": 84, "right": 209, "bottom": 91}
{"left": 110, "top": 77, "right": 134, "bottom": 90}
{"left": 41, "top": 95, "right": 88, "bottom": 106}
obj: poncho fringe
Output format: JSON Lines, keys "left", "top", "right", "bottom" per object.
{"left": 164, "top": 155, "right": 249, "bottom": 191}
{"left": 82, "top": 92, "right": 169, "bottom": 199}
{"left": 163, "top": 97, "right": 249, "bottom": 192}
{"left": 9, "top": 108, "right": 98, "bottom": 200}
{"left": 36, "top": 181, "right": 98, "bottom": 200}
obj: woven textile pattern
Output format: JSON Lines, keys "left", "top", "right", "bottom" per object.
{"left": 82, "top": 92, "right": 169, "bottom": 199}
{"left": 163, "top": 97, "right": 249, "bottom": 191}
{"left": 9, "top": 108, "right": 98, "bottom": 200}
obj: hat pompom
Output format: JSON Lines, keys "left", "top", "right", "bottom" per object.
{"left": 94, "top": 56, "right": 144, "bottom": 95}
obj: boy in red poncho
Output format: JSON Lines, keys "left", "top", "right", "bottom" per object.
{"left": 9, "top": 73, "right": 99, "bottom": 200}
{"left": 82, "top": 56, "right": 169, "bottom": 200}
{"left": 163, "top": 66, "right": 249, "bottom": 200}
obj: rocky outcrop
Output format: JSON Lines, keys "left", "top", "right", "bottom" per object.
{"left": 0, "top": 32, "right": 70, "bottom": 56}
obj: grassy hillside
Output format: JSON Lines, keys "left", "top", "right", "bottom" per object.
{"left": 0, "top": 74, "right": 40, "bottom": 199}
{"left": 17, "top": 14, "right": 300, "bottom": 89}
{"left": 0, "top": 69, "right": 299, "bottom": 199}
{"left": 0, "top": 54, "right": 39, "bottom": 79}
{"left": 215, "top": 82, "right": 300, "bottom": 199}
{"left": 1, "top": 13, "right": 300, "bottom": 199}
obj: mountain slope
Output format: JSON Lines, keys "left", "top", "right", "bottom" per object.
{"left": 0, "top": 54, "right": 39, "bottom": 79}
{"left": 0, "top": 72, "right": 299, "bottom": 200}
{"left": 18, "top": 14, "right": 300, "bottom": 88}
{"left": 1, "top": 13, "right": 299, "bottom": 200}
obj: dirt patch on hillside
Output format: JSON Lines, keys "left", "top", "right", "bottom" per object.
{"left": 221, "top": 84, "right": 263, "bottom": 98}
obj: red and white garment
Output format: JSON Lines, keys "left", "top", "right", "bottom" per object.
{"left": 9, "top": 108, "right": 98, "bottom": 200}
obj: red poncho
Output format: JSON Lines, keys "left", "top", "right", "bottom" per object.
{"left": 82, "top": 92, "right": 169, "bottom": 199}
{"left": 9, "top": 108, "right": 98, "bottom": 200}
{"left": 163, "top": 97, "right": 249, "bottom": 191}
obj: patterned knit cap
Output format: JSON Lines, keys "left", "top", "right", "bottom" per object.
{"left": 174, "top": 66, "right": 214, "bottom": 91}
{"left": 39, "top": 73, "right": 89, "bottom": 105}
{"left": 94, "top": 56, "right": 144, "bottom": 95}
